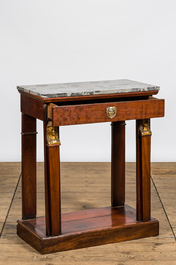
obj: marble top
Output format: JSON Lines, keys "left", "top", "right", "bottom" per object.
{"left": 17, "top": 79, "right": 159, "bottom": 98}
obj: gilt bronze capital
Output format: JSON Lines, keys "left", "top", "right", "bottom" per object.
{"left": 46, "top": 121, "right": 61, "bottom": 145}
{"left": 139, "top": 119, "right": 152, "bottom": 137}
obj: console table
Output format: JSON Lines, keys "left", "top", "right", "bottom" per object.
{"left": 17, "top": 79, "right": 164, "bottom": 254}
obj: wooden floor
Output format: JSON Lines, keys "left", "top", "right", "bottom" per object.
{"left": 0, "top": 162, "right": 176, "bottom": 264}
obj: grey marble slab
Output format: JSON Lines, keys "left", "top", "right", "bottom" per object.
{"left": 17, "top": 79, "right": 159, "bottom": 98}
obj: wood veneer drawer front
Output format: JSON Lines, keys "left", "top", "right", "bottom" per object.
{"left": 50, "top": 98, "right": 164, "bottom": 126}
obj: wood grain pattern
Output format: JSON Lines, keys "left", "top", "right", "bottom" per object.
{"left": 111, "top": 121, "right": 125, "bottom": 207}
{"left": 17, "top": 205, "right": 159, "bottom": 254}
{"left": 21, "top": 94, "right": 45, "bottom": 120}
{"left": 0, "top": 163, "right": 20, "bottom": 233}
{"left": 136, "top": 120, "right": 142, "bottom": 221}
{"left": 17, "top": 83, "right": 165, "bottom": 255}
{"left": 136, "top": 120, "right": 151, "bottom": 222}
{"left": 1, "top": 162, "right": 175, "bottom": 263}
{"left": 141, "top": 136, "right": 151, "bottom": 222}
{"left": 51, "top": 98, "right": 164, "bottom": 126}
{"left": 21, "top": 113, "right": 37, "bottom": 220}
{"left": 45, "top": 144, "right": 61, "bottom": 236}
{"left": 43, "top": 121, "right": 50, "bottom": 236}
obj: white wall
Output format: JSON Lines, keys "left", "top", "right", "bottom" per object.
{"left": 0, "top": 0, "right": 175, "bottom": 162}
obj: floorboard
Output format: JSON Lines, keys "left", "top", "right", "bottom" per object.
{"left": 0, "top": 162, "right": 176, "bottom": 264}
{"left": 0, "top": 163, "right": 21, "bottom": 234}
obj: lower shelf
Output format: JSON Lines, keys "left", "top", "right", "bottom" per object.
{"left": 17, "top": 205, "right": 159, "bottom": 254}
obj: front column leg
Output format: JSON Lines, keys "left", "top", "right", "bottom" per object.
{"left": 44, "top": 121, "right": 61, "bottom": 236}
{"left": 21, "top": 113, "right": 37, "bottom": 219}
{"left": 136, "top": 119, "right": 151, "bottom": 222}
{"left": 111, "top": 121, "right": 125, "bottom": 207}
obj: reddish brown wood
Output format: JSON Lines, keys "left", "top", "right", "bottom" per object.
{"left": 46, "top": 145, "right": 61, "bottom": 236}
{"left": 21, "top": 94, "right": 45, "bottom": 120}
{"left": 27, "top": 206, "right": 136, "bottom": 235}
{"left": 111, "top": 121, "right": 125, "bottom": 207}
{"left": 136, "top": 120, "right": 151, "bottom": 222}
{"left": 18, "top": 85, "right": 165, "bottom": 254}
{"left": 21, "top": 113, "right": 36, "bottom": 219}
{"left": 17, "top": 205, "right": 159, "bottom": 254}
{"left": 141, "top": 135, "right": 151, "bottom": 221}
{"left": 51, "top": 98, "right": 164, "bottom": 126}
{"left": 43, "top": 121, "right": 50, "bottom": 236}
{"left": 136, "top": 120, "right": 142, "bottom": 221}
{"left": 44, "top": 123, "right": 61, "bottom": 236}
{"left": 19, "top": 89, "right": 159, "bottom": 103}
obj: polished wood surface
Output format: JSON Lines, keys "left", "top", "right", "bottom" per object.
{"left": 21, "top": 94, "right": 45, "bottom": 121}
{"left": 17, "top": 86, "right": 165, "bottom": 254}
{"left": 45, "top": 144, "right": 61, "bottom": 236}
{"left": 51, "top": 98, "right": 164, "bottom": 126}
{"left": 140, "top": 135, "right": 151, "bottom": 222}
{"left": 43, "top": 122, "right": 61, "bottom": 236}
{"left": 43, "top": 121, "right": 50, "bottom": 236}
{"left": 21, "top": 113, "right": 37, "bottom": 220}
{"left": 1, "top": 162, "right": 176, "bottom": 264}
{"left": 136, "top": 120, "right": 151, "bottom": 222}
{"left": 17, "top": 205, "right": 159, "bottom": 254}
{"left": 111, "top": 121, "right": 125, "bottom": 207}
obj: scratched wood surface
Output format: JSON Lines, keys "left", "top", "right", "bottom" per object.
{"left": 0, "top": 162, "right": 176, "bottom": 264}
{"left": 0, "top": 163, "right": 21, "bottom": 233}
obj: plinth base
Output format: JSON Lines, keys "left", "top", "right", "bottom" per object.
{"left": 17, "top": 205, "right": 159, "bottom": 254}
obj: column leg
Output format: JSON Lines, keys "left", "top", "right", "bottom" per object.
{"left": 21, "top": 113, "right": 37, "bottom": 219}
{"left": 136, "top": 119, "right": 151, "bottom": 222}
{"left": 44, "top": 121, "right": 61, "bottom": 236}
{"left": 111, "top": 121, "right": 125, "bottom": 207}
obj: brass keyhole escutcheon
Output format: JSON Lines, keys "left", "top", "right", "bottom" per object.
{"left": 106, "top": 106, "right": 117, "bottom": 119}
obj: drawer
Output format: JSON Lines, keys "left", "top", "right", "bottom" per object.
{"left": 48, "top": 98, "right": 164, "bottom": 126}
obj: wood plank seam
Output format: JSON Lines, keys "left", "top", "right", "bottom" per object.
{"left": 151, "top": 175, "right": 176, "bottom": 241}
{"left": 0, "top": 173, "right": 21, "bottom": 238}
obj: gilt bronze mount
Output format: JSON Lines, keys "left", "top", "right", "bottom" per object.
{"left": 46, "top": 121, "right": 60, "bottom": 145}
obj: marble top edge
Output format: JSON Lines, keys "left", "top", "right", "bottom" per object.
{"left": 17, "top": 79, "right": 160, "bottom": 98}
